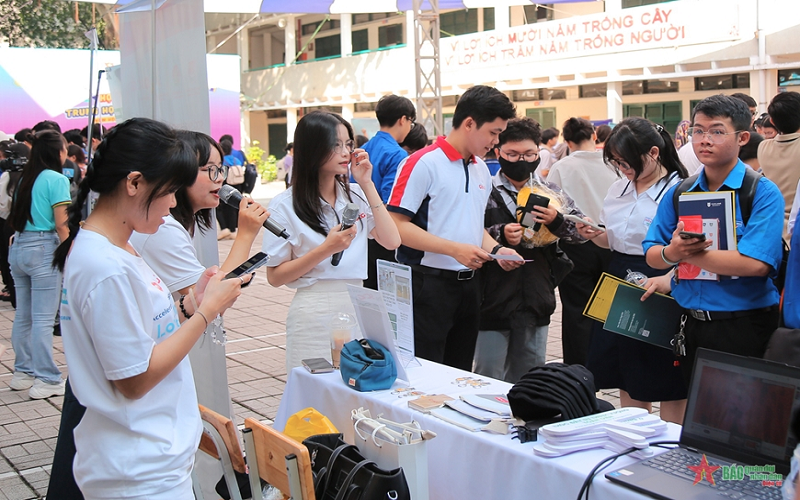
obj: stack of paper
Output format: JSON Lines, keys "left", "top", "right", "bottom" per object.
{"left": 428, "top": 394, "right": 512, "bottom": 432}
{"left": 677, "top": 190, "right": 736, "bottom": 281}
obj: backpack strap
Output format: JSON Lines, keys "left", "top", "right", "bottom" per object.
{"left": 672, "top": 168, "right": 763, "bottom": 226}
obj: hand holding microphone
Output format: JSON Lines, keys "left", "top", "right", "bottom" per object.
{"left": 331, "top": 203, "right": 360, "bottom": 266}
{"left": 218, "top": 185, "right": 289, "bottom": 239}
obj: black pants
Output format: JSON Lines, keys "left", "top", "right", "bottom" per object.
{"left": 558, "top": 242, "right": 612, "bottom": 366}
{"left": 681, "top": 307, "right": 779, "bottom": 386}
{"left": 0, "top": 218, "right": 15, "bottom": 307}
{"left": 411, "top": 269, "right": 481, "bottom": 370}
{"left": 216, "top": 183, "right": 243, "bottom": 231}
{"left": 47, "top": 379, "right": 86, "bottom": 499}
{"left": 364, "top": 239, "right": 396, "bottom": 291}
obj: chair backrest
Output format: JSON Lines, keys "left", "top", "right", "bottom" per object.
{"left": 198, "top": 404, "right": 247, "bottom": 474}
{"left": 244, "top": 417, "right": 316, "bottom": 500}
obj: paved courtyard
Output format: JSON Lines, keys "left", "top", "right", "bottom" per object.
{"left": 0, "top": 182, "right": 632, "bottom": 499}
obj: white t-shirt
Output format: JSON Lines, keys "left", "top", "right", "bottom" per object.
{"left": 600, "top": 173, "right": 681, "bottom": 256}
{"left": 679, "top": 140, "right": 703, "bottom": 175}
{"left": 546, "top": 150, "right": 618, "bottom": 223}
{"left": 387, "top": 136, "right": 491, "bottom": 271}
{"left": 263, "top": 183, "right": 375, "bottom": 289}
{"left": 61, "top": 230, "right": 201, "bottom": 498}
{"left": 131, "top": 216, "right": 205, "bottom": 296}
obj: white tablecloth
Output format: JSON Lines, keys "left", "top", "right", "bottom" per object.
{"left": 274, "top": 359, "right": 681, "bottom": 500}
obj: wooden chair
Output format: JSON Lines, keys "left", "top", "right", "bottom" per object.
{"left": 195, "top": 404, "right": 247, "bottom": 500}
{"left": 242, "top": 417, "right": 316, "bottom": 500}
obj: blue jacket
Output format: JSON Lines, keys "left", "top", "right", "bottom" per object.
{"left": 363, "top": 131, "right": 408, "bottom": 203}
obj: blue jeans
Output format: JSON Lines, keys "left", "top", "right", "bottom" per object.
{"left": 10, "top": 231, "right": 62, "bottom": 384}
{"left": 474, "top": 310, "right": 548, "bottom": 384}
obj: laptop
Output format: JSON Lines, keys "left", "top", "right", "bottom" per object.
{"left": 606, "top": 348, "right": 799, "bottom": 500}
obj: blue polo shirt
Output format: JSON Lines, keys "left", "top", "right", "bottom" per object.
{"left": 363, "top": 131, "right": 408, "bottom": 203}
{"left": 642, "top": 160, "right": 784, "bottom": 311}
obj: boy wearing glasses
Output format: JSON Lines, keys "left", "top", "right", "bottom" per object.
{"left": 475, "top": 117, "right": 586, "bottom": 382}
{"left": 362, "top": 94, "right": 416, "bottom": 290}
{"left": 388, "top": 85, "right": 521, "bottom": 370}
{"left": 643, "top": 94, "right": 784, "bottom": 384}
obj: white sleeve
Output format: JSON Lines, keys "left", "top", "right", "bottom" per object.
{"left": 789, "top": 179, "right": 800, "bottom": 237}
{"left": 388, "top": 157, "right": 433, "bottom": 217}
{"left": 131, "top": 222, "right": 204, "bottom": 293}
{"left": 263, "top": 201, "right": 295, "bottom": 267}
{"left": 82, "top": 275, "right": 155, "bottom": 381}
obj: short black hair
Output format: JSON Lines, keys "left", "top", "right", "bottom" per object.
{"left": 219, "top": 134, "right": 234, "bottom": 143}
{"left": 692, "top": 94, "right": 752, "bottom": 132}
{"left": 63, "top": 129, "right": 85, "bottom": 148}
{"left": 497, "top": 117, "right": 542, "bottom": 147}
{"left": 767, "top": 92, "right": 800, "bottom": 134}
{"left": 561, "top": 117, "right": 594, "bottom": 145}
{"left": 375, "top": 95, "right": 415, "bottom": 127}
{"left": 14, "top": 128, "right": 31, "bottom": 143}
{"left": 452, "top": 85, "right": 516, "bottom": 129}
{"left": 761, "top": 116, "right": 777, "bottom": 132}
{"left": 731, "top": 92, "right": 757, "bottom": 109}
{"left": 220, "top": 139, "right": 233, "bottom": 155}
{"left": 541, "top": 127, "right": 559, "bottom": 144}
{"left": 80, "top": 123, "right": 106, "bottom": 139}
{"left": 285, "top": 142, "right": 294, "bottom": 152}
{"left": 595, "top": 124, "right": 612, "bottom": 144}
{"left": 399, "top": 122, "right": 428, "bottom": 153}
{"left": 739, "top": 132, "right": 764, "bottom": 162}
{"left": 33, "top": 120, "right": 61, "bottom": 133}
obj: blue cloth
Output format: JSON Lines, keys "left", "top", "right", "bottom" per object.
{"left": 25, "top": 170, "right": 70, "bottom": 232}
{"left": 231, "top": 149, "right": 246, "bottom": 165}
{"left": 643, "top": 160, "right": 784, "bottom": 311}
{"left": 784, "top": 225, "right": 800, "bottom": 328}
{"left": 363, "top": 131, "right": 408, "bottom": 203}
{"left": 485, "top": 159, "right": 501, "bottom": 176}
{"left": 223, "top": 154, "right": 243, "bottom": 167}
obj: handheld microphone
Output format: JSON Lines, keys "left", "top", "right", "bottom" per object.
{"left": 331, "top": 203, "right": 360, "bottom": 266}
{"left": 218, "top": 185, "right": 290, "bottom": 239}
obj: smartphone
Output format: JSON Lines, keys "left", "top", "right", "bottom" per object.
{"left": 520, "top": 194, "right": 550, "bottom": 230}
{"left": 225, "top": 252, "right": 269, "bottom": 279}
{"left": 679, "top": 231, "right": 707, "bottom": 241}
{"left": 302, "top": 358, "right": 334, "bottom": 374}
{"left": 563, "top": 214, "right": 605, "bottom": 232}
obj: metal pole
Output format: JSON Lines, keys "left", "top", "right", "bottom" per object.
{"left": 86, "top": 28, "right": 97, "bottom": 153}
{"left": 412, "top": 0, "right": 443, "bottom": 137}
{"left": 151, "top": 0, "right": 157, "bottom": 119}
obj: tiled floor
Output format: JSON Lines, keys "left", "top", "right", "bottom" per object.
{"left": 0, "top": 183, "right": 630, "bottom": 499}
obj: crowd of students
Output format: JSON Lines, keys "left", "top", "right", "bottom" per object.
{"left": 0, "top": 85, "right": 798, "bottom": 497}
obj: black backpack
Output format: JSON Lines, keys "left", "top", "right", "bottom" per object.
{"left": 672, "top": 168, "right": 789, "bottom": 291}
{"left": 242, "top": 163, "right": 258, "bottom": 194}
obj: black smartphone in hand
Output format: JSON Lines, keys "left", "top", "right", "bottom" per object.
{"left": 520, "top": 194, "right": 550, "bottom": 231}
{"left": 679, "top": 231, "right": 706, "bottom": 241}
{"left": 225, "top": 252, "right": 269, "bottom": 280}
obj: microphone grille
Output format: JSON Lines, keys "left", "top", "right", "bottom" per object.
{"left": 218, "top": 184, "right": 238, "bottom": 204}
{"left": 342, "top": 203, "right": 360, "bottom": 224}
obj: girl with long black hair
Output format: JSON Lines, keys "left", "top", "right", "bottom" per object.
{"left": 7, "top": 130, "right": 70, "bottom": 399}
{"left": 263, "top": 111, "right": 400, "bottom": 371}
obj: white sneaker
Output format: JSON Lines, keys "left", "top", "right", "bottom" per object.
{"left": 28, "top": 378, "right": 66, "bottom": 399}
{"left": 8, "top": 372, "right": 35, "bottom": 391}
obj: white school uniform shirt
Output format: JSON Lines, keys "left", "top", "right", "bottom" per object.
{"left": 263, "top": 183, "right": 375, "bottom": 289}
{"left": 679, "top": 140, "right": 703, "bottom": 175}
{"left": 546, "top": 150, "right": 618, "bottom": 223}
{"left": 131, "top": 215, "right": 205, "bottom": 296}
{"left": 61, "top": 230, "right": 201, "bottom": 498}
{"left": 599, "top": 172, "right": 681, "bottom": 256}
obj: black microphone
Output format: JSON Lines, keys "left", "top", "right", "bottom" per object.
{"left": 331, "top": 203, "right": 360, "bottom": 266}
{"left": 218, "top": 185, "right": 290, "bottom": 239}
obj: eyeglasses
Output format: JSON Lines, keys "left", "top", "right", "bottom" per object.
{"left": 608, "top": 159, "right": 634, "bottom": 171}
{"left": 500, "top": 149, "right": 539, "bottom": 162}
{"left": 334, "top": 140, "right": 356, "bottom": 155}
{"left": 688, "top": 127, "right": 742, "bottom": 144}
{"left": 200, "top": 164, "right": 228, "bottom": 181}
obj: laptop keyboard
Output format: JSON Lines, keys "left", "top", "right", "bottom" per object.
{"left": 642, "top": 449, "right": 782, "bottom": 499}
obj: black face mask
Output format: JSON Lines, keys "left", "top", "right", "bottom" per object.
{"left": 498, "top": 156, "right": 541, "bottom": 182}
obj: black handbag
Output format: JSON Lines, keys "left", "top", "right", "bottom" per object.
{"left": 303, "top": 433, "right": 410, "bottom": 500}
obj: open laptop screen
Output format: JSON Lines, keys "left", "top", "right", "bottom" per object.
{"left": 681, "top": 349, "right": 800, "bottom": 475}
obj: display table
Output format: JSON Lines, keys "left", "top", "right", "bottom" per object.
{"left": 274, "top": 359, "right": 681, "bottom": 500}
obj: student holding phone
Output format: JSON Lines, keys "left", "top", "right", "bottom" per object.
{"left": 577, "top": 117, "right": 689, "bottom": 424}
{"left": 52, "top": 119, "right": 243, "bottom": 498}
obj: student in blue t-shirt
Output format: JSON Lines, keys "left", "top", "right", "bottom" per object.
{"left": 362, "top": 94, "right": 416, "bottom": 290}
{"left": 642, "top": 94, "right": 785, "bottom": 384}
{"left": 6, "top": 130, "right": 71, "bottom": 399}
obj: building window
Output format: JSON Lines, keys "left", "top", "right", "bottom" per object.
{"left": 302, "top": 106, "right": 343, "bottom": 114}
{"left": 778, "top": 69, "right": 800, "bottom": 87}
{"left": 623, "top": 80, "right": 678, "bottom": 95}
{"left": 355, "top": 102, "right": 377, "bottom": 112}
{"left": 314, "top": 35, "right": 341, "bottom": 59}
{"left": 484, "top": 8, "right": 495, "bottom": 31}
{"left": 440, "top": 9, "right": 478, "bottom": 37}
{"left": 622, "top": 0, "right": 675, "bottom": 7}
{"left": 523, "top": 4, "right": 553, "bottom": 24}
{"left": 302, "top": 19, "right": 340, "bottom": 36}
{"left": 266, "top": 110, "right": 287, "bottom": 118}
{"left": 694, "top": 73, "right": 750, "bottom": 91}
{"left": 352, "top": 13, "right": 392, "bottom": 24}
{"left": 512, "top": 88, "right": 566, "bottom": 101}
{"left": 352, "top": 29, "right": 369, "bottom": 53}
{"left": 579, "top": 84, "right": 607, "bottom": 98}
{"left": 379, "top": 24, "right": 403, "bottom": 48}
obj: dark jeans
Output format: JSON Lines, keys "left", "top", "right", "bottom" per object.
{"left": 47, "top": 379, "right": 86, "bottom": 499}
{"left": 364, "top": 239, "right": 396, "bottom": 291}
{"left": 411, "top": 269, "right": 481, "bottom": 370}
{"left": 557, "top": 242, "right": 612, "bottom": 366}
{"left": 0, "top": 218, "right": 15, "bottom": 307}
